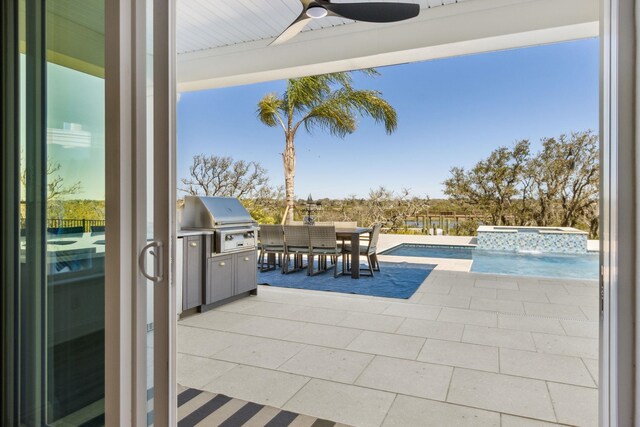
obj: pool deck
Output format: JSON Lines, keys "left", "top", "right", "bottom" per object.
{"left": 178, "top": 234, "right": 599, "bottom": 426}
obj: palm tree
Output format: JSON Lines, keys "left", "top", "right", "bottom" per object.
{"left": 257, "top": 70, "right": 398, "bottom": 224}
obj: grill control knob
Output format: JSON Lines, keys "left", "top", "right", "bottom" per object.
{"left": 225, "top": 235, "right": 234, "bottom": 241}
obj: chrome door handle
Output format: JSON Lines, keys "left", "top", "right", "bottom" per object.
{"left": 139, "top": 240, "right": 163, "bottom": 283}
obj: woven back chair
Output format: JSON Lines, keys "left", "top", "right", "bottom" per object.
{"left": 333, "top": 221, "right": 357, "bottom": 228}
{"left": 283, "top": 225, "right": 310, "bottom": 273}
{"left": 308, "top": 225, "right": 343, "bottom": 277}
{"left": 258, "top": 224, "right": 285, "bottom": 272}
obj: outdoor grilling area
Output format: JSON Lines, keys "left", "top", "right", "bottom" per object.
{"left": 177, "top": 196, "right": 259, "bottom": 315}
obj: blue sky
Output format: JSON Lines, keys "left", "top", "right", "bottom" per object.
{"left": 177, "top": 38, "right": 599, "bottom": 199}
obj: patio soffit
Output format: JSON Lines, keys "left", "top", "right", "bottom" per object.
{"left": 176, "top": 0, "right": 599, "bottom": 92}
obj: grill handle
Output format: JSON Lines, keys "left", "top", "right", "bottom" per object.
{"left": 139, "top": 240, "right": 163, "bottom": 283}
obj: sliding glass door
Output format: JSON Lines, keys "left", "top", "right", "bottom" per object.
{"left": 2, "top": 0, "right": 176, "bottom": 425}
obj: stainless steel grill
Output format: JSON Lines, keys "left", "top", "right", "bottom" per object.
{"left": 181, "top": 196, "right": 258, "bottom": 254}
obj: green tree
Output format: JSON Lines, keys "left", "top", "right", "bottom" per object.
{"left": 256, "top": 70, "right": 398, "bottom": 223}
{"left": 443, "top": 140, "right": 530, "bottom": 225}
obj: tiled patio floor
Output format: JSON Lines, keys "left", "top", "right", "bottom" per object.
{"left": 178, "top": 234, "right": 598, "bottom": 426}
{"left": 177, "top": 262, "right": 598, "bottom": 427}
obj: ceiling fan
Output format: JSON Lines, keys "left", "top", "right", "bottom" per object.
{"left": 271, "top": 0, "right": 421, "bottom": 45}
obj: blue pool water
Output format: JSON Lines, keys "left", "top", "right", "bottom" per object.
{"left": 381, "top": 244, "right": 474, "bottom": 260}
{"left": 382, "top": 244, "right": 598, "bottom": 280}
{"left": 471, "top": 250, "right": 598, "bottom": 280}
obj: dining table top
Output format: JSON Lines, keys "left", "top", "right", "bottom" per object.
{"left": 335, "top": 227, "right": 372, "bottom": 236}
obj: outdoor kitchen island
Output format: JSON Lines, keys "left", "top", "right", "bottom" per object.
{"left": 177, "top": 196, "right": 259, "bottom": 316}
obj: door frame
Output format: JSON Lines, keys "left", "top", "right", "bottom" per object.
{"left": 100, "top": 0, "right": 634, "bottom": 425}
{"left": 104, "top": 0, "right": 176, "bottom": 425}
{"left": 600, "top": 0, "right": 635, "bottom": 425}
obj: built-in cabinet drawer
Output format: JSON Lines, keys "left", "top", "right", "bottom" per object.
{"left": 207, "top": 255, "right": 234, "bottom": 304}
{"left": 236, "top": 251, "right": 257, "bottom": 294}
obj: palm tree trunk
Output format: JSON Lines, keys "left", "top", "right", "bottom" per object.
{"left": 283, "top": 134, "right": 296, "bottom": 224}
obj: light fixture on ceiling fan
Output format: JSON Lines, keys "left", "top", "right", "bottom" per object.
{"left": 271, "top": 0, "right": 421, "bottom": 45}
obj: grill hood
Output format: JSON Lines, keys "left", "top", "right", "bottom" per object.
{"left": 181, "top": 196, "right": 257, "bottom": 229}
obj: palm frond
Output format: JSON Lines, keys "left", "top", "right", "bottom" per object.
{"left": 257, "top": 93, "right": 285, "bottom": 130}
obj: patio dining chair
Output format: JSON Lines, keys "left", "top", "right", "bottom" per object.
{"left": 283, "top": 225, "right": 310, "bottom": 274}
{"left": 258, "top": 224, "right": 285, "bottom": 272}
{"left": 343, "top": 223, "right": 382, "bottom": 277}
{"left": 308, "top": 225, "right": 344, "bottom": 277}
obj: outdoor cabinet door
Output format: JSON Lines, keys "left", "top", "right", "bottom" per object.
{"left": 184, "top": 236, "right": 203, "bottom": 310}
{"left": 207, "top": 255, "right": 234, "bottom": 303}
{"left": 235, "top": 251, "right": 257, "bottom": 294}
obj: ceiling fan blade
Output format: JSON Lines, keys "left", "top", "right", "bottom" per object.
{"left": 270, "top": 13, "right": 313, "bottom": 45}
{"left": 321, "top": 1, "right": 420, "bottom": 23}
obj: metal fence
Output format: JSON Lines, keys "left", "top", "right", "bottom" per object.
{"left": 20, "top": 219, "right": 106, "bottom": 234}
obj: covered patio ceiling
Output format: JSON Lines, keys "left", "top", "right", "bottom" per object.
{"left": 177, "top": 0, "right": 599, "bottom": 92}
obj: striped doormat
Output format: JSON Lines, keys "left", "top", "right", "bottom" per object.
{"left": 177, "top": 386, "right": 350, "bottom": 427}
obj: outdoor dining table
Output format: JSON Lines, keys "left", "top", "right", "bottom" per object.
{"left": 335, "top": 227, "right": 372, "bottom": 279}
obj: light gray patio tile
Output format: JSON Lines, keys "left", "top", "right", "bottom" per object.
{"left": 462, "top": 325, "right": 535, "bottom": 351}
{"left": 211, "top": 335, "right": 306, "bottom": 369}
{"left": 177, "top": 353, "right": 236, "bottom": 390}
{"left": 498, "top": 314, "right": 565, "bottom": 334}
{"left": 421, "top": 282, "right": 452, "bottom": 295}
{"left": 238, "top": 301, "right": 304, "bottom": 319}
{"left": 437, "top": 307, "right": 497, "bottom": 327}
{"left": 500, "top": 414, "right": 563, "bottom": 426}
{"left": 497, "top": 289, "right": 549, "bottom": 303}
{"left": 499, "top": 348, "right": 595, "bottom": 387}
{"left": 583, "top": 358, "right": 599, "bottom": 386}
{"left": 355, "top": 356, "right": 452, "bottom": 400}
{"left": 447, "top": 368, "right": 556, "bottom": 422}
{"left": 177, "top": 326, "right": 237, "bottom": 357}
{"left": 382, "top": 302, "right": 441, "bottom": 320}
{"left": 580, "top": 304, "right": 599, "bottom": 321}
{"left": 284, "top": 322, "right": 362, "bottom": 348}
{"left": 475, "top": 279, "right": 519, "bottom": 290}
{"left": 179, "top": 310, "right": 251, "bottom": 331}
{"left": 407, "top": 291, "right": 425, "bottom": 303}
{"left": 418, "top": 339, "right": 499, "bottom": 372}
{"left": 548, "top": 382, "right": 598, "bottom": 427}
{"left": 347, "top": 330, "right": 425, "bottom": 359}
{"left": 284, "top": 379, "right": 395, "bottom": 427}
{"left": 560, "top": 319, "right": 598, "bottom": 338}
{"left": 450, "top": 286, "right": 497, "bottom": 299}
{"left": 441, "top": 277, "right": 476, "bottom": 287}
{"left": 284, "top": 306, "right": 350, "bottom": 325}
{"left": 547, "top": 294, "right": 598, "bottom": 307}
{"left": 278, "top": 345, "right": 373, "bottom": 383}
{"left": 214, "top": 297, "right": 262, "bottom": 313}
{"left": 396, "top": 318, "right": 464, "bottom": 341}
{"left": 470, "top": 298, "right": 525, "bottom": 314}
{"left": 338, "top": 312, "right": 405, "bottom": 333}
{"left": 225, "top": 315, "right": 302, "bottom": 339}
{"left": 203, "top": 365, "right": 309, "bottom": 407}
{"left": 382, "top": 394, "right": 500, "bottom": 427}
{"left": 419, "top": 293, "right": 471, "bottom": 309}
{"left": 564, "top": 284, "right": 599, "bottom": 296}
{"left": 517, "top": 282, "right": 569, "bottom": 294}
{"left": 533, "top": 333, "right": 599, "bottom": 359}
{"left": 523, "top": 302, "right": 587, "bottom": 320}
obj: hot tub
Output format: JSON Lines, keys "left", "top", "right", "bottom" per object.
{"left": 476, "top": 226, "right": 588, "bottom": 254}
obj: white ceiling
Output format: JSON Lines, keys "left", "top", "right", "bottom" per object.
{"left": 177, "top": 0, "right": 599, "bottom": 91}
{"left": 176, "top": 0, "right": 469, "bottom": 54}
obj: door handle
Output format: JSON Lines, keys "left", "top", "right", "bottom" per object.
{"left": 139, "top": 240, "right": 163, "bottom": 283}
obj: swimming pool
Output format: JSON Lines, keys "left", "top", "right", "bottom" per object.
{"left": 381, "top": 243, "right": 598, "bottom": 280}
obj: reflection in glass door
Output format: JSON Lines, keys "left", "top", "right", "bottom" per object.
{"left": 2, "top": 0, "right": 106, "bottom": 425}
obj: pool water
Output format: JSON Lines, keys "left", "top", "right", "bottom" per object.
{"left": 381, "top": 244, "right": 474, "bottom": 260}
{"left": 381, "top": 243, "right": 598, "bottom": 280}
{"left": 471, "top": 250, "right": 598, "bottom": 280}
